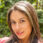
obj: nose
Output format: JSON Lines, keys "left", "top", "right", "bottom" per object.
{"left": 16, "top": 23, "right": 20, "bottom": 31}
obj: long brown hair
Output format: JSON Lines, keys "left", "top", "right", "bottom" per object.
{"left": 7, "top": 1, "right": 40, "bottom": 43}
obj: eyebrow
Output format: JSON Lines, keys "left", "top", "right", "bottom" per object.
{"left": 20, "top": 17, "right": 25, "bottom": 19}
{"left": 19, "top": 17, "right": 26, "bottom": 20}
{"left": 10, "top": 17, "right": 26, "bottom": 21}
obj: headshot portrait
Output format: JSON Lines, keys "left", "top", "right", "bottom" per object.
{"left": 6, "top": 1, "right": 43, "bottom": 43}
{"left": 0, "top": 0, "right": 43, "bottom": 43}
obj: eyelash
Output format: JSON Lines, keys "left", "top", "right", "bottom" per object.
{"left": 20, "top": 20, "right": 25, "bottom": 23}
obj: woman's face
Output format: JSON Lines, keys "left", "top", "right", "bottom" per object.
{"left": 10, "top": 10, "right": 32, "bottom": 40}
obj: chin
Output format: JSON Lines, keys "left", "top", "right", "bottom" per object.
{"left": 17, "top": 35, "right": 26, "bottom": 40}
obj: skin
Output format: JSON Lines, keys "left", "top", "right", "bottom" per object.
{"left": 10, "top": 10, "right": 32, "bottom": 43}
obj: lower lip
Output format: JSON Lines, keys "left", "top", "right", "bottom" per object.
{"left": 16, "top": 32, "right": 24, "bottom": 35}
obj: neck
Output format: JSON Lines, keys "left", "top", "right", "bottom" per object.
{"left": 19, "top": 38, "right": 30, "bottom": 43}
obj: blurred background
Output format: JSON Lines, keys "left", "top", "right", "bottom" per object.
{"left": 0, "top": 0, "right": 43, "bottom": 38}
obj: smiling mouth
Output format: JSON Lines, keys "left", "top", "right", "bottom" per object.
{"left": 16, "top": 31, "right": 24, "bottom": 35}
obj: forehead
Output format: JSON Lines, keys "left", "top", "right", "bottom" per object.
{"left": 10, "top": 10, "right": 28, "bottom": 20}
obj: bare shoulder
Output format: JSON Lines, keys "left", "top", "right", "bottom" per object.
{"left": 38, "top": 39, "right": 43, "bottom": 43}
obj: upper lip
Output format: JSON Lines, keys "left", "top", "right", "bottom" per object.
{"left": 16, "top": 31, "right": 24, "bottom": 33}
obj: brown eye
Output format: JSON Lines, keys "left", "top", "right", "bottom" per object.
{"left": 20, "top": 19, "right": 25, "bottom": 23}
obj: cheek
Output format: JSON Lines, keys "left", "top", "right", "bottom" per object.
{"left": 22, "top": 22, "right": 32, "bottom": 34}
{"left": 22, "top": 22, "right": 32, "bottom": 30}
{"left": 25, "top": 25, "right": 32, "bottom": 33}
{"left": 25, "top": 25, "right": 32, "bottom": 38}
{"left": 11, "top": 25, "right": 16, "bottom": 32}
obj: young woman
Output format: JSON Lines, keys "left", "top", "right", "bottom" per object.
{"left": 6, "top": 1, "right": 43, "bottom": 43}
